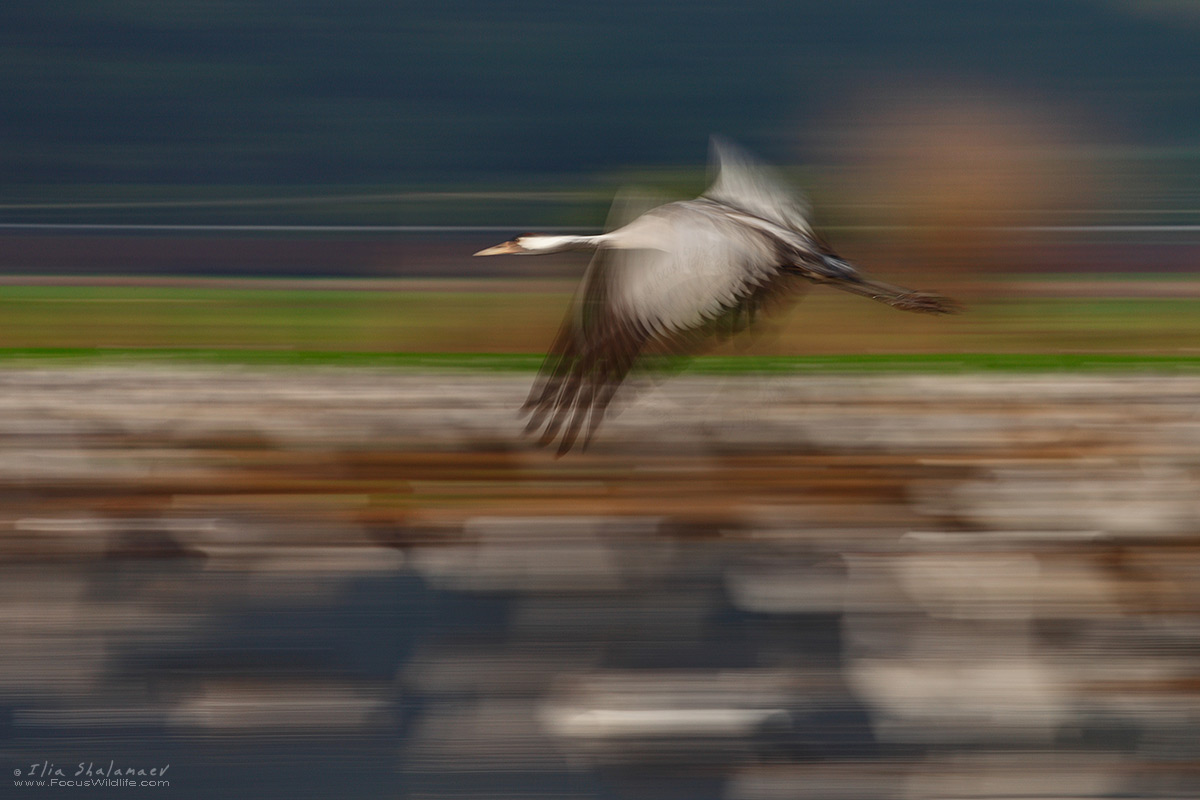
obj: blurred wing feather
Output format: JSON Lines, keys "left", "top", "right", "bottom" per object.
{"left": 703, "top": 137, "right": 813, "bottom": 235}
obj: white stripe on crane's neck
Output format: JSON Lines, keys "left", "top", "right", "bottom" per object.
{"left": 518, "top": 233, "right": 606, "bottom": 253}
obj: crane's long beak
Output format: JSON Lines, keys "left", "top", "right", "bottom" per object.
{"left": 474, "top": 240, "right": 522, "bottom": 256}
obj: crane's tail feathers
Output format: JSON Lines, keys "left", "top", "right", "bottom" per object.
{"left": 801, "top": 256, "right": 961, "bottom": 314}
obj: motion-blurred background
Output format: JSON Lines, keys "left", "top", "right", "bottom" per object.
{"left": 3, "top": 2, "right": 1200, "bottom": 799}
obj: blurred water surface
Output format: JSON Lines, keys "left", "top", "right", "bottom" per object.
{"left": 3, "top": 367, "right": 1200, "bottom": 798}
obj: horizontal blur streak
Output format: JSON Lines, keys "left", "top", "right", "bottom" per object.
{"left": 2, "top": 367, "right": 1200, "bottom": 797}
{"left": 4, "top": 2, "right": 1199, "bottom": 187}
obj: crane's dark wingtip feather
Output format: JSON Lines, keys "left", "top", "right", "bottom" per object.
{"left": 536, "top": 417, "right": 563, "bottom": 447}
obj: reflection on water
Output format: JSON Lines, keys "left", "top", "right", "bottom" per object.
{"left": 3, "top": 367, "right": 1200, "bottom": 798}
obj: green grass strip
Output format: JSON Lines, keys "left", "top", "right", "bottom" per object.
{"left": 0, "top": 348, "right": 1199, "bottom": 373}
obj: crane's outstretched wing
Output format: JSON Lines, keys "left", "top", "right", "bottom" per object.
{"left": 704, "top": 137, "right": 814, "bottom": 235}
{"left": 520, "top": 247, "right": 653, "bottom": 456}
{"left": 521, "top": 201, "right": 803, "bottom": 455}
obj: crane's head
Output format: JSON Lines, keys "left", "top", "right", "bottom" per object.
{"left": 474, "top": 233, "right": 542, "bottom": 256}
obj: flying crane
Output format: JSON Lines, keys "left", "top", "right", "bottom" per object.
{"left": 475, "top": 139, "right": 957, "bottom": 454}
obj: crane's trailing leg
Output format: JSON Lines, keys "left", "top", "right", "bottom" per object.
{"left": 788, "top": 254, "right": 960, "bottom": 315}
